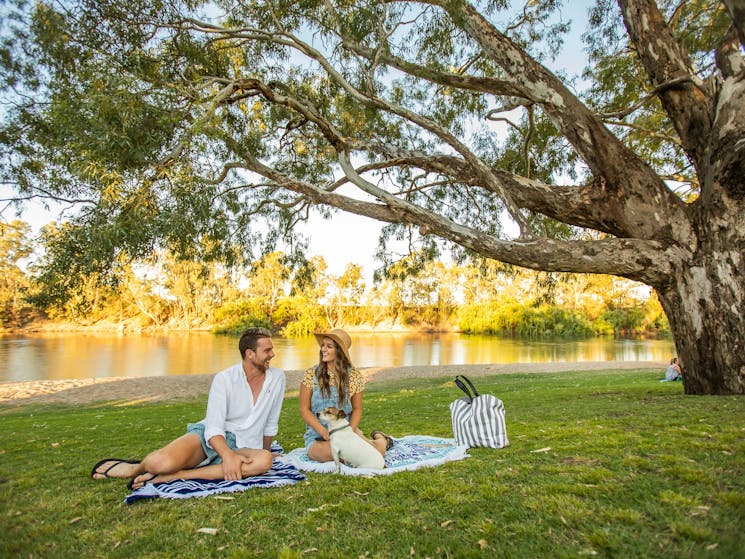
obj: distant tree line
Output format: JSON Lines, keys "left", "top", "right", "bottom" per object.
{"left": 1, "top": 219, "right": 668, "bottom": 338}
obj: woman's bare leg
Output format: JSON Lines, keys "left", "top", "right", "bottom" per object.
{"left": 307, "top": 431, "right": 386, "bottom": 463}
{"left": 352, "top": 427, "right": 388, "bottom": 456}
{"left": 307, "top": 440, "right": 333, "bottom": 462}
{"left": 369, "top": 436, "right": 388, "bottom": 456}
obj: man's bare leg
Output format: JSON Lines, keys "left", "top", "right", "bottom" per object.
{"left": 138, "top": 433, "right": 207, "bottom": 475}
{"left": 129, "top": 448, "right": 273, "bottom": 489}
{"left": 93, "top": 433, "right": 206, "bottom": 481}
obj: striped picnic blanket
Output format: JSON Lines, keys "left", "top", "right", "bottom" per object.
{"left": 124, "top": 460, "right": 305, "bottom": 504}
{"left": 276, "top": 435, "right": 469, "bottom": 476}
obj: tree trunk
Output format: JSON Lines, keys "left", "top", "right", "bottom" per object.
{"left": 656, "top": 245, "right": 745, "bottom": 395}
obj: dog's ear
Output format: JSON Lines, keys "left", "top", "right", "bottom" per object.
{"left": 338, "top": 409, "right": 347, "bottom": 419}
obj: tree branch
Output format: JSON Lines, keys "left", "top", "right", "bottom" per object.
{"left": 421, "top": 0, "right": 685, "bottom": 240}
{"left": 341, "top": 39, "right": 527, "bottom": 98}
{"left": 262, "top": 136, "right": 665, "bottom": 239}
{"left": 596, "top": 75, "right": 704, "bottom": 120}
{"left": 158, "top": 7, "right": 699, "bottom": 246}
{"left": 600, "top": 120, "right": 683, "bottom": 147}
{"left": 485, "top": 99, "right": 534, "bottom": 119}
{"left": 617, "top": 0, "right": 713, "bottom": 175}
{"left": 227, "top": 147, "right": 676, "bottom": 282}
{"left": 721, "top": 0, "right": 745, "bottom": 47}
{"left": 274, "top": 27, "right": 535, "bottom": 235}
{"left": 0, "top": 190, "right": 96, "bottom": 207}
{"left": 715, "top": 23, "right": 745, "bottom": 78}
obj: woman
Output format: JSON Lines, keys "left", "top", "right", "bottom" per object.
{"left": 299, "top": 328, "right": 393, "bottom": 462}
{"left": 662, "top": 357, "right": 682, "bottom": 382}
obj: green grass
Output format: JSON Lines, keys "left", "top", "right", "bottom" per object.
{"left": 1, "top": 369, "right": 743, "bottom": 558}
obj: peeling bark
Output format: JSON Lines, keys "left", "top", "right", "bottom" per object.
{"left": 721, "top": 0, "right": 745, "bottom": 45}
{"left": 656, "top": 232, "right": 745, "bottom": 395}
{"left": 618, "top": 0, "right": 713, "bottom": 173}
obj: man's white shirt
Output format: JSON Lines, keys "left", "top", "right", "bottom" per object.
{"left": 201, "top": 364, "right": 285, "bottom": 450}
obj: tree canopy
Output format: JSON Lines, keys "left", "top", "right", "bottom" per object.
{"left": 1, "top": 0, "right": 743, "bottom": 394}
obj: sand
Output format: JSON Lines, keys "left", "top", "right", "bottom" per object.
{"left": 0, "top": 361, "right": 665, "bottom": 407}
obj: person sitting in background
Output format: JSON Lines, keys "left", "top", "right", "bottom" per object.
{"left": 661, "top": 357, "right": 682, "bottom": 382}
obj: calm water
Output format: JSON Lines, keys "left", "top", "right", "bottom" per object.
{"left": 0, "top": 332, "right": 675, "bottom": 382}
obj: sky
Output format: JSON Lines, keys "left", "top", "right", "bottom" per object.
{"left": 1, "top": 2, "right": 593, "bottom": 281}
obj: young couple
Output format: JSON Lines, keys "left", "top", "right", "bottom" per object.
{"left": 90, "top": 327, "right": 392, "bottom": 489}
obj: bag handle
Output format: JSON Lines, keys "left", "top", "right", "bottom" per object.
{"left": 454, "top": 375, "right": 479, "bottom": 401}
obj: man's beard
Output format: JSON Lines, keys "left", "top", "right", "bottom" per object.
{"left": 252, "top": 357, "right": 268, "bottom": 373}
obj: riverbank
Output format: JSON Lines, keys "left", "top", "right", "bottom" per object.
{"left": 0, "top": 360, "right": 666, "bottom": 406}
{"left": 3, "top": 318, "right": 427, "bottom": 334}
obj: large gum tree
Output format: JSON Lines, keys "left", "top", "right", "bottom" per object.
{"left": 1, "top": 0, "right": 743, "bottom": 394}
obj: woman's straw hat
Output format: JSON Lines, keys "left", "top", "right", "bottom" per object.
{"left": 314, "top": 328, "right": 352, "bottom": 363}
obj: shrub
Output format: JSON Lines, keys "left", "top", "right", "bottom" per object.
{"left": 212, "top": 300, "right": 271, "bottom": 334}
{"left": 459, "top": 301, "right": 594, "bottom": 338}
{"left": 273, "top": 296, "right": 325, "bottom": 337}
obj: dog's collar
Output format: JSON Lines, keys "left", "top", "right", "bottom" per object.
{"left": 328, "top": 424, "right": 351, "bottom": 435}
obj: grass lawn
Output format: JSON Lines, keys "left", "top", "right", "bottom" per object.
{"left": 1, "top": 369, "right": 743, "bottom": 558}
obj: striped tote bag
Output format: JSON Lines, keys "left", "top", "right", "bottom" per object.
{"left": 450, "top": 375, "right": 509, "bottom": 449}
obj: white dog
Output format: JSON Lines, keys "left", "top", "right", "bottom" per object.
{"left": 318, "top": 407, "right": 386, "bottom": 471}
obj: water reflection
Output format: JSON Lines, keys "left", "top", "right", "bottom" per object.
{"left": 0, "top": 332, "right": 675, "bottom": 382}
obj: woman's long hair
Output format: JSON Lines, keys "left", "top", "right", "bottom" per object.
{"left": 316, "top": 340, "right": 353, "bottom": 406}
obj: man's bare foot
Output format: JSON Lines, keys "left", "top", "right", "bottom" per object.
{"left": 90, "top": 459, "right": 140, "bottom": 480}
{"left": 128, "top": 472, "right": 162, "bottom": 490}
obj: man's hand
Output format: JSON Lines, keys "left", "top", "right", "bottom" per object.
{"left": 220, "top": 450, "right": 253, "bottom": 481}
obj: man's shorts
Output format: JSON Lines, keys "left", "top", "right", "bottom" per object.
{"left": 186, "top": 422, "right": 238, "bottom": 467}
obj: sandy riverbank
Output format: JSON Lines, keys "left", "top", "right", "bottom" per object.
{"left": 0, "top": 361, "right": 666, "bottom": 407}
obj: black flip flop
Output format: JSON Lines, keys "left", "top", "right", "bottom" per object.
{"left": 370, "top": 430, "right": 394, "bottom": 450}
{"left": 90, "top": 458, "right": 139, "bottom": 480}
{"left": 127, "top": 472, "right": 157, "bottom": 491}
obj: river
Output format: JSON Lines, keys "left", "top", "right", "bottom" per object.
{"left": 0, "top": 331, "right": 675, "bottom": 382}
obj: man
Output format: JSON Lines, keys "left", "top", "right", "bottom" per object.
{"left": 91, "top": 327, "right": 286, "bottom": 489}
